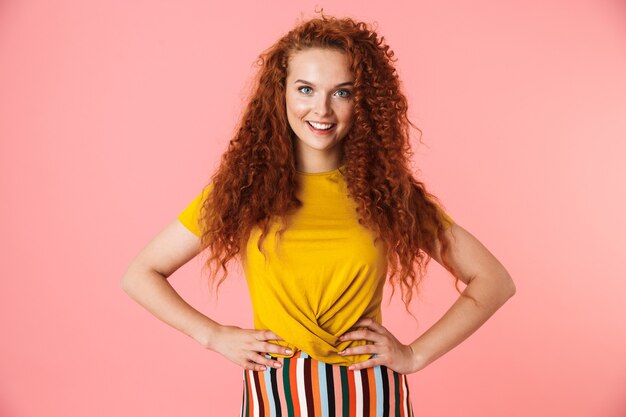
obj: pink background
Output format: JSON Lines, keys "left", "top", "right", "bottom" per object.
{"left": 1, "top": 1, "right": 625, "bottom": 416}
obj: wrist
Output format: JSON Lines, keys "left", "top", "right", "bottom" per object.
{"left": 192, "top": 320, "right": 222, "bottom": 350}
{"left": 408, "top": 343, "right": 430, "bottom": 373}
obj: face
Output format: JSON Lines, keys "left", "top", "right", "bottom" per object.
{"left": 284, "top": 48, "right": 355, "bottom": 168}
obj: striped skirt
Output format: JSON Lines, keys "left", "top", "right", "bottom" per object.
{"left": 240, "top": 351, "right": 414, "bottom": 417}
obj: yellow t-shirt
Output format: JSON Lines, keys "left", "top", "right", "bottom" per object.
{"left": 177, "top": 166, "right": 454, "bottom": 365}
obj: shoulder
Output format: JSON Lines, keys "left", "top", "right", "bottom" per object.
{"left": 177, "top": 182, "right": 214, "bottom": 237}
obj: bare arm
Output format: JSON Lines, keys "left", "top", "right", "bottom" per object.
{"left": 339, "top": 222, "right": 516, "bottom": 373}
{"left": 406, "top": 222, "right": 516, "bottom": 371}
{"left": 121, "top": 219, "right": 218, "bottom": 346}
{"left": 121, "top": 218, "right": 290, "bottom": 371}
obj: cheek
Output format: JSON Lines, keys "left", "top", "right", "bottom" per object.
{"left": 339, "top": 104, "right": 355, "bottom": 125}
{"left": 285, "top": 96, "right": 306, "bottom": 130}
{"left": 287, "top": 99, "right": 309, "bottom": 118}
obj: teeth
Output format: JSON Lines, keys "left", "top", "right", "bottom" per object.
{"left": 308, "top": 121, "right": 334, "bottom": 130}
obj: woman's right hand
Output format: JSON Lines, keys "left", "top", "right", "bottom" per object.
{"left": 121, "top": 220, "right": 291, "bottom": 372}
{"left": 206, "top": 325, "right": 292, "bottom": 372}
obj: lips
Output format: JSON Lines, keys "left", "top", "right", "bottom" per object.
{"left": 306, "top": 121, "right": 336, "bottom": 131}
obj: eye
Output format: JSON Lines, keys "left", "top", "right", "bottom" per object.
{"left": 298, "top": 86, "right": 313, "bottom": 94}
{"left": 335, "top": 89, "right": 352, "bottom": 98}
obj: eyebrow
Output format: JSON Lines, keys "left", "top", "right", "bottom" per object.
{"left": 293, "top": 79, "right": 354, "bottom": 88}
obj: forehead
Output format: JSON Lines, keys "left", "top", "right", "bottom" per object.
{"left": 286, "top": 47, "right": 353, "bottom": 81}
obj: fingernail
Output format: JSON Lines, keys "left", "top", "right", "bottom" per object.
{"left": 274, "top": 362, "right": 282, "bottom": 368}
{"left": 285, "top": 349, "right": 292, "bottom": 354}
{"left": 338, "top": 350, "right": 345, "bottom": 355}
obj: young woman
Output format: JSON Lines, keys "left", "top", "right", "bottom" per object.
{"left": 122, "top": 15, "right": 515, "bottom": 417}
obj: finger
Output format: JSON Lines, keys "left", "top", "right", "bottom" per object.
{"left": 338, "top": 344, "right": 378, "bottom": 356}
{"left": 246, "top": 362, "right": 276, "bottom": 372}
{"left": 339, "top": 329, "right": 385, "bottom": 343}
{"left": 253, "top": 352, "right": 282, "bottom": 368}
{"left": 248, "top": 352, "right": 282, "bottom": 371}
{"left": 347, "top": 357, "right": 382, "bottom": 371}
{"left": 255, "top": 330, "right": 283, "bottom": 341}
{"left": 340, "top": 320, "right": 385, "bottom": 337}
{"left": 243, "top": 360, "right": 267, "bottom": 372}
{"left": 259, "top": 341, "right": 293, "bottom": 356}
{"left": 352, "top": 318, "right": 386, "bottom": 333}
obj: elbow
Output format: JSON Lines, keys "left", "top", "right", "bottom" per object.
{"left": 120, "top": 271, "right": 133, "bottom": 295}
{"left": 502, "top": 271, "right": 516, "bottom": 299}
{"left": 491, "top": 260, "right": 516, "bottom": 299}
{"left": 120, "top": 259, "right": 165, "bottom": 298}
{"left": 509, "top": 279, "right": 517, "bottom": 297}
{"left": 120, "top": 260, "right": 140, "bottom": 296}
{"left": 505, "top": 285, "right": 516, "bottom": 301}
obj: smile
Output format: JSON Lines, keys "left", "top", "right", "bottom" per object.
{"left": 306, "top": 121, "right": 336, "bottom": 133}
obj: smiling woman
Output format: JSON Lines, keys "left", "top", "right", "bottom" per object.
{"left": 285, "top": 48, "right": 355, "bottom": 173}
{"left": 121, "top": 13, "right": 515, "bottom": 417}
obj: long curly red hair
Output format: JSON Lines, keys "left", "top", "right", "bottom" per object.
{"left": 199, "top": 14, "right": 463, "bottom": 308}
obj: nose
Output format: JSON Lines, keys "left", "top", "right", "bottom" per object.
{"left": 313, "top": 94, "right": 333, "bottom": 117}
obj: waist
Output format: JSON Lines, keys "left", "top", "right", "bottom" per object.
{"left": 267, "top": 348, "right": 375, "bottom": 366}
{"left": 266, "top": 339, "right": 375, "bottom": 366}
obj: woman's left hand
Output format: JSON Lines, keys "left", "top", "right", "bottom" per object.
{"left": 337, "top": 318, "right": 423, "bottom": 374}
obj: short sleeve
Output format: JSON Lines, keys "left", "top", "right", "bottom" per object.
{"left": 177, "top": 182, "right": 214, "bottom": 237}
{"left": 436, "top": 205, "right": 455, "bottom": 230}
